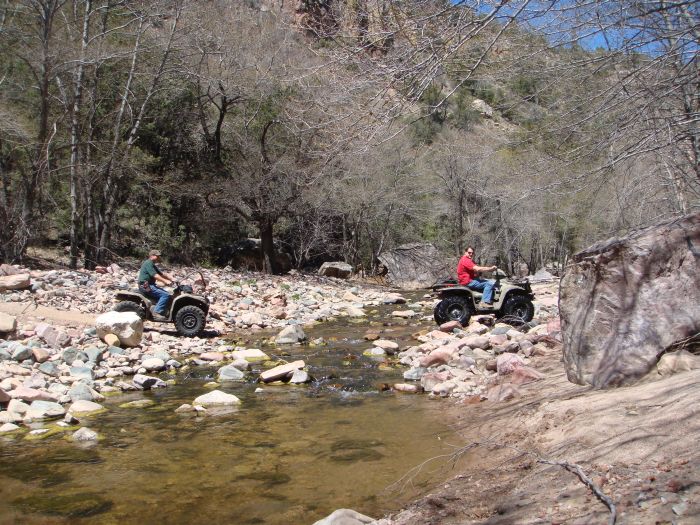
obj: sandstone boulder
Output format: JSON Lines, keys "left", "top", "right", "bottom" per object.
{"left": 0, "top": 273, "right": 30, "bottom": 291}
{"left": 260, "top": 360, "right": 305, "bottom": 383}
{"left": 560, "top": 212, "right": 700, "bottom": 388}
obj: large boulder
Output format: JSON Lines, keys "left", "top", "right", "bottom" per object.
{"left": 0, "top": 273, "right": 30, "bottom": 291}
{"left": 378, "top": 243, "right": 453, "bottom": 289}
{"left": 318, "top": 262, "right": 353, "bottom": 279}
{"left": 560, "top": 212, "right": 700, "bottom": 388}
{"left": 96, "top": 311, "right": 143, "bottom": 347}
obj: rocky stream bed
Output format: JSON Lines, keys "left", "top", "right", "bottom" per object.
{"left": 1, "top": 259, "right": 698, "bottom": 524}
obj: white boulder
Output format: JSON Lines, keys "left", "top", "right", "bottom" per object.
{"left": 96, "top": 311, "right": 143, "bottom": 347}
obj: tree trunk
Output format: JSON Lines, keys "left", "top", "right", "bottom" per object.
{"left": 69, "top": 0, "right": 92, "bottom": 269}
{"left": 259, "top": 218, "right": 278, "bottom": 274}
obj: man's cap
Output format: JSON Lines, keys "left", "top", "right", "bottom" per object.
{"left": 149, "top": 249, "right": 162, "bottom": 257}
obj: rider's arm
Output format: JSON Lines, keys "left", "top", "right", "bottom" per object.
{"left": 473, "top": 264, "right": 497, "bottom": 272}
{"left": 154, "top": 273, "right": 172, "bottom": 285}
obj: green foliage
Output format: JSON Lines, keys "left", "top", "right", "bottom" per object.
{"left": 450, "top": 87, "right": 482, "bottom": 130}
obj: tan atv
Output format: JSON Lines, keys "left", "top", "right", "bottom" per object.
{"left": 432, "top": 269, "right": 535, "bottom": 326}
{"left": 113, "top": 279, "right": 209, "bottom": 337}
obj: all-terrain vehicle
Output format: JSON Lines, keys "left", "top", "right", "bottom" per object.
{"left": 113, "top": 277, "right": 210, "bottom": 337}
{"left": 432, "top": 269, "right": 535, "bottom": 326}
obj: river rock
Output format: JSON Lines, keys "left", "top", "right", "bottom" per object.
{"left": 0, "top": 273, "right": 30, "bottom": 291}
{"left": 392, "top": 310, "right": 416, "bottom": 318}
{"left": 0, "top": 313, "right": 17, "bottom": 334}
{"left": 193, "top": 390, "right": 241, "bottom": 406}
{"left": 72, "top": 427, "right": 98, "bottom": 442}
{"left": 68, "top": 382, "right": 96, "bottom": 402}
{"left": 83, "top": 347, "right": 104, "bottom": 364}
{"left": 485, "top": 383, "right": 522, "bottom": 402}
{"left": 0, "top": 388, "right": 10, "bottom": 403}
{"left": 69, "top": 400, "right": 104, "bottom": 415}
{"left": 561, "top": 212, "right": 700, "bottom": 388}
{"left": 289, "top": 369, "right": 310, "bottom": 384}
{"left": 0, "top": 423, "right": 20, "bottom": 433}
{"left": 9, "top": 386, "right": 58, "bottom": 402}
{"left": 25, "top": 400, "right": 65, "bottom": 420}
{"left": 133, "top": 374, "right": 167, "bottom": 390}
{"left": 345, "top": 306, "right": 366, "bottom": 317}
{"left": 276, "top": 325, "right": 306, "bottom": 344}
{"left": 373, "top": 340, "right": 399, "bottom": 354}
{"left": 260, "top": 360, "right": 305, "bottom": 383}
{"left": 318, "top": 262, "right": 353, "bottom": 279}
{"left": 230, "top": 348, "right": 269, "bottom": 362}
{"left": 217, "top": 364, "right": 246, "bottom": 381}
{"left": 496, "top": 353, "right": 525, "bottom": 375}
{"left": 39, "top": 361, "right": 61, "bottom": 377}
{"left": 510, "top": 366, "right": 545, "bottom": 385}
{"left": 393, "top": 383, "right": 421, "bottom": 393}
{"left": 403, "top": 367, "right": 427, "bottom": 381}
{"left": 419, "top": 350, "right": 452, "bottom": 368}
{"left": 439, "top": 320, "right": 462, "bottom": 333}
{"left": 104, "top": 334, "right": 120, "bottom": 347}
{"left": 31, "top": 348, "right": 50, "bottom": 363}
{"left": 96, "top": 311, "right": 143, "bottom": 347}
{"left": 141, "top": 358, "right": 166, "bottom": 372}
{"left": 11, "top": 345, "right": 33, "bottom": 362}
{"left": 199, "top": 352, "right": 225, "bottom": 362}
{"left": 313, "top": 509, "right": 375, "bottom": 525}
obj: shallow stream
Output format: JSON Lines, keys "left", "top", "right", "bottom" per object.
{"left": 0, "top": 301, "right": 468, "bottom": 524}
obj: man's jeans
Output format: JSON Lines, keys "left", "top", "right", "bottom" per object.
{"left": 140, "top": 283, "right": 170, "bottom": 314}
{"left": 467, "top": 278, "right": 495, "bottom": 303}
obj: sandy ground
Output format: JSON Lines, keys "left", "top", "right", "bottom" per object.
{"left": 378, "top": 347, "right": 700, "bottom": 525}
{"left": 0, "top": 302, "right": 96, "bottom": 326}
{"left": 3, "top": 289, "right": 698, "bottom": 524}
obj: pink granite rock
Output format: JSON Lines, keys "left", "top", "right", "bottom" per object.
{"left": 199, "top": 352, "right": 225, "bottom": 362}
{"left": 9, "top": 386, "right": 58, "bottom": 402}
{"left": 496, "top": 353, "right": 525, "bottom": 375}
{"left": 510, "top": 366, "right": 545, "bottom": 385}
{"left": 419, "top": 350, "right": 453, "bottom": 368}
{"left": 439, "top": 320, "right": 462, "bottom": 333}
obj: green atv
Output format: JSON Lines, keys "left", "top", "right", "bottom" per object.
{"left": 432, "top": 269, "right": 535, "bottom": 326}
{"left": 113, "top": 280, "right": 210, "bottom": 337}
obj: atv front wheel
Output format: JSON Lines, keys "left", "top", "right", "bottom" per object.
{"left": 114, "top": 300, "right": 146, "bottom": 320}
{"left": 434, "top": 295, "right": 474, "bottom": 326}
{"left": 174, "top": 305, "right": 206, "bottom": 336}
{"left": 499, "top": 294, "right": 535, "bottom": 324}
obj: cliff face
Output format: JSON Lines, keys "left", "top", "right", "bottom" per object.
{"left": 262, "top": 0, "right": 393, "bottom": 53}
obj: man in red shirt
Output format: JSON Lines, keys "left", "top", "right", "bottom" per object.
{"left": 457, "top": 246, "right": 497, "bottom": 307}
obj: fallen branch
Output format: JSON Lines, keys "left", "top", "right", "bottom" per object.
{"left": 386, "top": 440, "right": 617, "bottom": 525}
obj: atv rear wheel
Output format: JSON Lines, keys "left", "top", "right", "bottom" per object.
{"left": 434, "top": 295, "right": 474, "bottom": 326}
{"left": 174, "top": 305, "right": 205, "bottom": 337}
{"left": 499, "top": 294, "right": 535, "bottom": 324}
{"left": 114, "top": 300, "right": 146, "bottom": 320}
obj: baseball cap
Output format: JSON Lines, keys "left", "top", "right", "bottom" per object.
{"left": 149, "top": 249, "right": 162, "bottom": 257}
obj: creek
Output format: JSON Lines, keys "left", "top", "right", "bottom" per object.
{"left": 0, "top": 301, "right": 468, "bottom": 524}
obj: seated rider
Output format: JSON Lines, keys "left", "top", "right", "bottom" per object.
{"left": 138, "top": 249, "right": 175, "bottom": 318}
{"left": 457, "top": 246, "right": 497, "bottom": 308}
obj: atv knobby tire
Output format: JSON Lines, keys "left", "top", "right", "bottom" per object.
{"left": 114, "top": 300, "right": 146, "bottom": 320}
{"left": 434, "top": 295, "right": 474, "bottom": 326}
{"left": 174, "top": 305, "right": 206, "bottom": 337}
{"left": 499, "top": 294, "right": 535, "bottom": 324}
